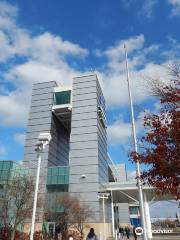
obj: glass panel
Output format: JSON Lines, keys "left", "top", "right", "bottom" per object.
{"left": 58, "top": 167, "right": 64, "bottom": 175}
{"left": 54, "top": 91, "right": 71, "bottom": 105}
{"left": 52, "top": 176, "right": 58, "bottom": 184}
{"left": 48, "top": 168, "right": 52, "bottom": 176}
{"left": 3, "top": 162, "right": 11, "bottom": 170}
{"left": 0, "top": 162, "right": 3, "bottom": 169}
{"left": 57, "top": 175, "right": 64, "bottom": 184}
{"left": 129, "top": 206, "right": 139, "bottom": 215}
{"left": 64, "top": 175, "right": 69, "bottom": 184}
{"left": 51, "top": 167, "right": 58, "bottom": 176}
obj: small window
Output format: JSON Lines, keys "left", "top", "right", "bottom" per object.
{"left": 53, "top": 91, "right": 71, "bottom": 105}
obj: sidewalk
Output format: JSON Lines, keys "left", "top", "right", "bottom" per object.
{"left": 118, "top": 235, "right": 180, "bottom": 240}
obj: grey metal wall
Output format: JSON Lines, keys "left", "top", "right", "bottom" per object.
{"left": 116, "top": 164, "right": 127, "bottom": 182}
{"left": 116, "top": 164, "right": 130, "bottom": 225}
{"left": 23, "top": 81, "right": 70, "bottom": 222}
{"left": 118, "top": 203, "right": 130, "bottom": 225}
{"left": 23, "top": 81, "right": 57, "bottom": 222}
{"left": 69, "top": 75, "right": 109, "bottom": 223}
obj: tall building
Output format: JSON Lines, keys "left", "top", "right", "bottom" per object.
{"left": 23, "top": 74, "right": 112, "bottom": 233}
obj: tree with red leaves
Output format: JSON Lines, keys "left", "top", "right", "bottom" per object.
{"left": 0, "top": 175, "right": 36, "bottom": 240}
{"left": 131, "top": 64, "right": 180, "bottom": 199}
{"left": 44, "top": 194, "right": 93, "bottom": 240}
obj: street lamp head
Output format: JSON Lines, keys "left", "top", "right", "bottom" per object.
{"left": 98, "top": 191, "right": 110, "bottom": 199}
{"left": 35, "top": 141, "right": 43, "bottom": 152}
{"left": 35, "top": 132, "right": 51, "bottom": 152}
{"left": 38, "top": 132, "right": 51, "bottom": 143}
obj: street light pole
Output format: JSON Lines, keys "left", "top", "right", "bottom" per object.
{"left": 124, "top": 44, "right": 148, "bottom": 240}
{"left": 30, "top": 132, "right": 51, "bottom": 240}
{"left": 30, "top": 149, "right": 42, "bottom": 240}
{"left": 98, "top": 192, "right": 110, "bottom": 240}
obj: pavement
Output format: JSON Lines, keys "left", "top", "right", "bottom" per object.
{"left": 120, "top": 235, "right": 180, "bottom": 240}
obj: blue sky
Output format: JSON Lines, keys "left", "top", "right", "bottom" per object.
{"left": 0, "top": 0, "right": 180, "bottom": 171}
{"left": 0, "top": 0, "right": 180, "bottom": 218}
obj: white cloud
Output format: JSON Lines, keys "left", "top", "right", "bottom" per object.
{"left": 104, "top": 34, "right": 144, "bottom": 70}
{"left": 0, "top": 91, "right": 29, "bottom": 126}
{"left": 96, "top": 34, "right": 170, "bottom": 109}
{"left": 107, "top": 111, "right": 145, "bottom": 147}
{"left": 0, "top": 2, "right": 88, "bottom": 127}
{"left": 168, "top": 0, "right": 180, "bottom": 17}
{"left": 107, "top": 120, "right": 132, "bottom": 145}
{"left": 0, "top": 2, "right": 179, "bottom": 131}
{"left": 0, "top": 146, "right": 7, "bottom": 156}
{"left": 14, "top": 133, "right": 25, "bottom": 145}
{"left": 141, "top": 0, "right": 157, "bottom": 19}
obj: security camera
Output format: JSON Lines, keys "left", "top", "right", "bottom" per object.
{"left": 38, "top": 133, "right": 51, "bottom": 143}
{"left": 81, "top": 174, "right": 87, "bottom": 179}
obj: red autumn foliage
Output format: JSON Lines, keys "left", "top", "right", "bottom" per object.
{"left": 131, "top": 65, "right": 180, "bottom": 199}
{"left": 0, "top": 227, "right": 28, "bottom": 240}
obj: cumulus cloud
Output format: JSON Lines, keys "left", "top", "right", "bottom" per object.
{"left": 107, "top": 120, "right": 132, "bottom": 145}
{"left": 0, "top": 1, "right": 179, "bottom": 133}
{"left": 104, "top": 34, "right": 144, "bottom": 70}
{"left": 97, "top": 35, "right": 164, "bottom": 109}
{"left": 168, "top": 0, "right": 180, "bottom": 17}
{"left": 0, "top": 2, "right": 88, "bottom": 127}
{"left": 107, "top": 110, "right": 145, "bottom": 147}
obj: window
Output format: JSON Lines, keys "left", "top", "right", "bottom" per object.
{"left": 129, "top": 206, "right": 139, "bottom": 215}
{"left": 53, "top": 91, "right": 71, "bottom": 105}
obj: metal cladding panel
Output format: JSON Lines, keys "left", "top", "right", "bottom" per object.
{"left": 73, "top": 86, "right": 97, "bottom": 96}
{"left": 23, "top": 81, "right": 56, "bottom": 222}
{"left": 31, "top": 98, "right": 54, "bottom": 107}
{"left": 72, "top": 111, "right": 97, "bottom": 121}
{"left": 70, "top": 164, "right": 98, "bottom": 174}
{"left": 69, "top": 156, "right": 98, "bottom": 166}
{"left": 69, "top": 75, "right": 101, "bottom": 221}
{"left": 116, "top": 164, "right": 127, "bottom": 182}
{"left": 32, "top": 81, "right": 57, "bottom": 89}
{"left": 71, "top": 125, "right": 97, "bottom": 135}
{"left": 28, "top": 117, "right": 52, "bottom": 126}
{"left": 97, "top": 81, "right": 108, "bottom": 185}
{"left": 69, "top": 173, "right": 99, "bottom": 184}
{"left": 71, "top": 118, "right": 97, "bottom": 128}
{"left": 69, "top": 75, "right": 109, "bottom": 223}
{"left": 73, "top": 92, "right": 97, "bottom": 102}
{"left": 27, "top": 123, "right": 52, "bottom": 133}
{"left": 70, "top": 141, "right": 98, "bottom": 150}
{"left": 72, "top": 105, "right": 97, "bottom": 114}
{"left": 31, "top": 92, "right": 53, "bottom": 101}
{"left": 29, "top": 111, "right": 52, "bottom": 120}
{"left": 29, "top": 105, "right": 52, "bottom": 114}
{"left": 71, "top": 133, "right": 98, "bottom": 142}
{"left": 72, "top": 98, "right": 97, "bottom": 108}
{"left": 69, "top": 182, "right": 99, "bottom": 192}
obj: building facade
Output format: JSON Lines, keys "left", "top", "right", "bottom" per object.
{"left": 23, "top": 74, "right": 112, "bottom": 233}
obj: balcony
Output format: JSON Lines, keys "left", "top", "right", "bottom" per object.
{"left": 52, "top": 87, "right": 72, "bottom": 130}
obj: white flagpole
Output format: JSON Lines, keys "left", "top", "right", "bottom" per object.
{"left": 124, "top": 44, "right": 148, "bottom": 240}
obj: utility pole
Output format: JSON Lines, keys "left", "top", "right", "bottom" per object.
{"left": 98, "top": 192, "right": 110, "bottom": 240}
{"left": 124, "top": 44, "right": 148, "bottom": 240}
